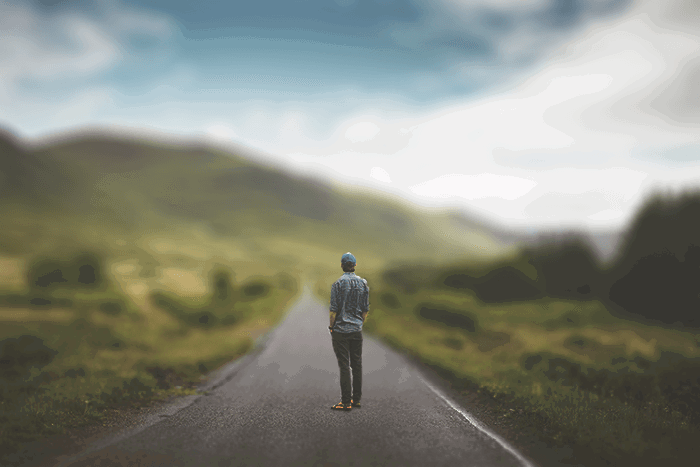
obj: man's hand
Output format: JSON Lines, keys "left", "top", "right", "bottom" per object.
{"left": 362, "top": 311, "right": 368, "bottom": 322}
{"left": 329, "top": 311, "right": 337, "bottom": 327}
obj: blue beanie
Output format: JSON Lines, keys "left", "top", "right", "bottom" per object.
{"left": 341, "top": 252, "right": 356, "bottom": 264}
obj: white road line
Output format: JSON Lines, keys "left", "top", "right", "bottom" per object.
{"left": 417, "top": 374, "right": 537, "bottom": 467}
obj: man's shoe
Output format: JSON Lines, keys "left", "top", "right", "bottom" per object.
{"left": 351, "top": 399, "right": 361, "bottom": 408}
{"left": 331, "top": 402, "right": 352, "bottom": 411}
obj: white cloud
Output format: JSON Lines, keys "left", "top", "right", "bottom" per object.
{"left": 0, "top": 0, "right": 176, "bottom": 131}
{"left": 345, "top": 121, "right": 381, "bottom": 143}
{"left": 0, "top": 6, "right": 118, "bottom": 92}
{"left": 588, "top": 209, "right": 625, "bottom": 221}
{"left": 0, "top": 1, "right": 174, "bottom": 85}
{"left": 370, "top": 167, "right": 392, "bottom": 183}
{"left": 409, "top": 173, "right": 537, "bottom": 201}
{"left": 206, "top": 124, "right": 239, "bottom": 142}
{"left": 289, "top": 0, "right": 698, "bottom": 233}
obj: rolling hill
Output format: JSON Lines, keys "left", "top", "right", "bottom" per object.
{"left": 0, "top": 126, "right": 522, "bottom": 271}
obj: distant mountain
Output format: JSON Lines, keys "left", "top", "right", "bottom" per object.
{"left": 488, "top": 226, "right": 624, "bottom": 268}
{"left": 442, "top": 202, "right": 624, "bottom": 268}
{"left": 0, "top": 128, "right": 517, "bottom": 264}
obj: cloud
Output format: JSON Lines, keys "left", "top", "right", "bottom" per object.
{"left": 0, "top": 3, "right": 120, "bottom": 89}
{"left": 291, "top": 0, "right": 697, "bottom": 232}
{"left": 409, "top": 173, "right": 537, "bottom": 201}
{"left": 401, "top": 0, "right": 700, "bottom": 169}
{"left": 345, "top": 121, "right": 380, "bottom": 143}
{"left": 386, "top": 0, "right": 631, "bottom": 91}
{"left": 206, "top": 124, "right": 239, "bottom": 142}
{"left": 0, "top": 0, "right": 177, "bottom": 130}
{"left": 370, "top": 167, "right": 392, "bottom": 183}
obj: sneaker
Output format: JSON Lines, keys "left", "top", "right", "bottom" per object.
{"left": 351, "top": 399, "right": 361, "bottom": 408}
{"left": 331, "top": 401, "right": 352, "bottom": 411}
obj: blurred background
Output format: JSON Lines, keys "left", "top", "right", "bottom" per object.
{"left": 1, "top": 1, "right": 699, "bottom": 465}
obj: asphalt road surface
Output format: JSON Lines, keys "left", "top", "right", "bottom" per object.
{"left": 55, "top": 287, "right": 536, "bottom": 467}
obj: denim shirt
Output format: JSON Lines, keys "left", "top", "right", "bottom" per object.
{"left": 330, "top": 272, "right": 370, "bottom": 333}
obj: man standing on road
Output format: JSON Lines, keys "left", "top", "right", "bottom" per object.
{"left": 329, "top": 252, "right": 369, "bottom": 411}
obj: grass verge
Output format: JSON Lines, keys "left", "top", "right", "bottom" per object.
{"left": 0, "top": 248, "right": 300, "bottom": 465}
{"left": 312, "top": 265, "right": 700, "bottom": 467}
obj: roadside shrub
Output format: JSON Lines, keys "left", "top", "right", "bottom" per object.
{"left": 27, "top": 252, "right": 106, "bottom": 291}
{"left": 612, "top": 189, "right": 700, "bottom": 274}
{"left": 0, "top": 336, "right": 58, "bottom": 399}
{"left": 149, "top": 267, "right": 242, "bottom": 327}
{"left": 470, "top": 266, "right": 544, "bottom": 303}
{"left": 99, "top": 300, "right": 124, "bottom": 316}
{"left": 608, "top": 248, "right": 700, "bottom": 326}
{"left": 380, "top": 292, "right": 401, "bottom": 309}
{"left": 212, "top": 269, "right": 235, "bottom": 303}
{"left": 382, "top": 267, "right": 422, "bottom": 294}
{"left": 601, "top": 189, "right": 700, "bottom": 327}
{"left": 242, "top": 280, "right": 270, "bottom": 299}
{"left": 0, "top": 335, "right": 58, "bottom": 382}
{"left": 150, "top": 291, "right": 221, "bottom": 328}
{"left": 523, "top": 233, "right": 603, "bottom": 301}
{"left": 415, "top": 303, "right": 478, "bottom": 332}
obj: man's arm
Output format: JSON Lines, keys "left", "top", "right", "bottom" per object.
{"left": 361, "top": 280, "right": 369, "bottom": 322}
{"left": 329, "top": 281, "right": 338, "bottom": 328}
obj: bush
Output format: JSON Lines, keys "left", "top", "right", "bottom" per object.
{"left": 150, "top": 291, "right": 221, "bottom": 328}
{"left": 601, "top": 189, "right": 700, "bottom": 327}
{"left": 470, "top": 266, "right": 544, "bottom": 303}
{"left": 149, "top": 267, "right": 241, "bottom": 327}
{"left": 242, "top": 280, "right": 270, "bottom": 299}
{"left": 382, "top": 266, "right": 427, "bottom": 294}
{"left": 613, "top": 189, "right": 700, "bottom": 272}
{"left": 523, "top": 233, "right": 603, "bottom": 301}
{"left": 27, "top": 252, "right": 106, "bottom": 291}
{"left": 212, "top": 269, "right": 235, "bottom": 303}
{"left": 380, "top": 292, "right": 401, "bottom": 309}
{"left": 0, "top": 335, "right": 58, "bottom": 382}
{"left": 415, "top": 303, "right": 478, "bottom": 332}
{"left": 608, "top": 248, "right": 700, "bottom": 326}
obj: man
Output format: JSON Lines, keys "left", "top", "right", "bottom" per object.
{"left": 329, "top": 252, "right": 369, "bottom": 411}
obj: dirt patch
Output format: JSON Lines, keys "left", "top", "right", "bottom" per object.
{"left": 0, "top": 256, "right": 25, "bottom": 289}
{"left": 155, "top": 268, "right": 207, "bottom": 296}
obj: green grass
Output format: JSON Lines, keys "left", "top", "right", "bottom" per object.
{"left": 312, "top": 259, "right": 700, "bottom": 466}
{"left": 0, "top": 229, "right": 302, "bottom": 462}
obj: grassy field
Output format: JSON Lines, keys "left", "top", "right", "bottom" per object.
{"left": 0, "top": 222, "right": 304, "bottom": 461}
{"left": 311, "top": 252, "right": 700, "bottom": 466}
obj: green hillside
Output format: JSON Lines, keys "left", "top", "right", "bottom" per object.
{"left": 1, "top": 128, "right": 515, "bottom": 269}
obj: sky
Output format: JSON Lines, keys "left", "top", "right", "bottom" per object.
{"left": 1, "top": 0, "right": 699, "bottom": 239}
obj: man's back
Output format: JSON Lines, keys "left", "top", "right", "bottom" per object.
{"left": 330, "top": 272, "right": 369, "bottom": 333}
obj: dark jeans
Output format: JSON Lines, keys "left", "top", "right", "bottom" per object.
{"left": 331, "top": 330, "right": 363, "bottom": 404}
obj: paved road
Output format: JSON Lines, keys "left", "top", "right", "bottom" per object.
{"left": 56, "top": 287, "right": 535, "bottom": 467}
